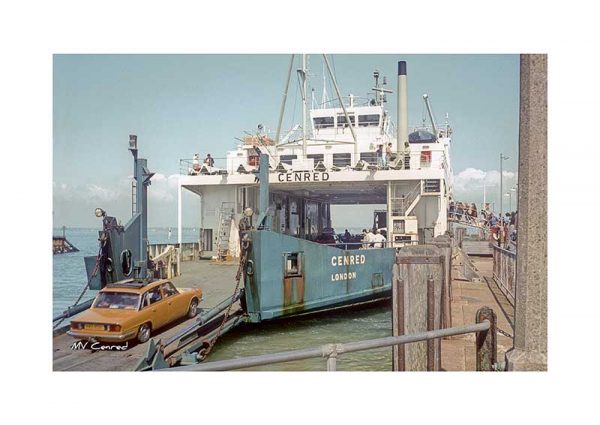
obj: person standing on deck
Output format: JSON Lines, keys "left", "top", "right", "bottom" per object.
{"left": 376, "top": 144, "right": 384, "bottom": 168}
{"left": 363, "top": 228, "right": 375, "bottom": 249}
{"left": 385, "top": 143, "right": 394, "bottom": 166}
{"left": 373, "top": 229, "right": 386, "bottom": 248}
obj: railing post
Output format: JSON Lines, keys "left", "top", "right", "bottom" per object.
{"left": 323, "top": 343, "right": 342, "bottom": 371}
{"left": 427, "top": 276, "right": 435, "bottom": 371}
{"left": 392, "top": 277, "right": 405, "bottom": 371}
{"left": 327, "top": 354, "right": 337, "bottom": 372}
{"left": 476, "top": 307, "right": 497, "bottom": 371}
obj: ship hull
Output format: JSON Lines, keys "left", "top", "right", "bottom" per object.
{"left": 244, "top": 230, "right": 396, "bottom": 322}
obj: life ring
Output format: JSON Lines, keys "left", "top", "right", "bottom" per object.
{"left": 106, "top": 257, "right": 113, "bottom": 273}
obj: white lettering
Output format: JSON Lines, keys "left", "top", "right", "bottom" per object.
{"left": 330, "top": 271, "right": 358, "bottom": 282}
{"left": 276, "top": 172, "right": 330, "bottom": 183}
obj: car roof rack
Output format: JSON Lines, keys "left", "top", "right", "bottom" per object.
{"left": 105, "top": 279, "right": 150, "bottom": 289}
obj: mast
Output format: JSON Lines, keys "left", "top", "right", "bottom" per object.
{"left": 302, "top": 54, "right": 308, "bottom": 157}
{"left": 275, "top": 54, "right": 295, "bottom": 146}
{"left": 322, "top": 54, "right": 358, "bottom": 156}
{"left": 321, "top": 62, "right": 329, "bottom": 106}
{"left": 423, "top": 94, "right": 438, "bottom": 139}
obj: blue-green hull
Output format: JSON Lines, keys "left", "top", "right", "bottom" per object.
{"left": 244, "top": 230, "right": 396, "bottom": 322}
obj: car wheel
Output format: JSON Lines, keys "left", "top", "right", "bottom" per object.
{"left": 137, "top": 323, "right": 151, "bottom": 344}
{"left": 188, "top": 299, "right": 199, "bottom": 318}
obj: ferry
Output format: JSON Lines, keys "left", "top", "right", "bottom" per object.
{"left": 176, "top": 56, "right": 454, "bottom": 322}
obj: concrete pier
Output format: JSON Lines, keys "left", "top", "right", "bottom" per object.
{"left": 505, "top": 54, "right": 548, "bottom": 371}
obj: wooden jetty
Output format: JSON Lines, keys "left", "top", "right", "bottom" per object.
{"left": 53, "top": 226, "right": 79, "bottom": 255}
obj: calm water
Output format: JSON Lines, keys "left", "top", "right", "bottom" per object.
{"left": 53, "top": 227, "right": 394, "bottom": 371}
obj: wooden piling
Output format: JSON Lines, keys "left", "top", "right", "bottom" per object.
{"left": 393, "top": 245, "right": 444, "bottom": 371}
{"left": 434, "top": 235, "right": 453, "bottom": 328}
{"left": 391, "top": 275, "right": 405, "bottom": 371}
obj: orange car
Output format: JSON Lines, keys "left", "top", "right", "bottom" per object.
{"left": 68, "top": 279, "right": 202, "bottom": 344}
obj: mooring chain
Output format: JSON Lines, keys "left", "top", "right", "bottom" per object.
{"left": 496, "top": 327, "right": 513, "bottom": 339}
{"left": 53, "top": 241, "right": 104, "bottom": 330}
{"left": 199, "top": 239, "right": 250, "bottom": 360}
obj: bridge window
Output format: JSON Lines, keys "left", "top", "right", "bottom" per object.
{"left": 420, "top": 150, "right": 432, "bottom": 167}
{"left": 358, "top": 114, "right": 380, "bottom": 127}
{"left": 307, "top": 154, "right": 324, "bottom": 163}
{"left": 336, "top": 114, "right": 355, "bottom": 127}
{"left": 313, "top": 116, "right": 334, "bottom": 129}
{"left": 280, "top": 155, "right": 297, "bottom": 165}
{"left": 360, "top": 152, "right": 377, "bottom": 165}
{"left": 332, "top": 153, "right": 352, "bottom": 167}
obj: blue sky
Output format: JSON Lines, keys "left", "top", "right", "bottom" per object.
{"left": 53, "top": 54, "right": 520, "bottom": 228}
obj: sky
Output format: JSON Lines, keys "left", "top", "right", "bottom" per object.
{"left": 53, "top": 54, "right": 520, "bottom": 228}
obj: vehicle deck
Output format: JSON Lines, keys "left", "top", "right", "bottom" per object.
{"left": 52, "top": 254, "right": 513, "bottom": 371}
{"left": 52, "top": 260, "right": 239, "bottom": 371}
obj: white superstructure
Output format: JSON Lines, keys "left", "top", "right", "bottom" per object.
{"left": 178, "top": 57, "right": 453, "bottom": 256}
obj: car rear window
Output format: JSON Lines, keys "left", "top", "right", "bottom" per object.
{"left": 94, "top": 292, "right": 139, "bottom": 310}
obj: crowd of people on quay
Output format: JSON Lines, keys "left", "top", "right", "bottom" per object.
{"left": 449, "top": 200, "right": 518, "bottom": 244}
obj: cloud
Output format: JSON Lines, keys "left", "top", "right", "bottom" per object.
{"left": 452, "top": 168, "right": 518, "bottom": 211}
{"left": 53, "top": 173, "right": 197, "bottom": 227}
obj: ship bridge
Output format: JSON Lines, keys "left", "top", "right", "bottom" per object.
{"left": 177, "top": 59, "right": 452, "bottom": 257}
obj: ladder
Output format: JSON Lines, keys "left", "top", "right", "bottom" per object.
{"left": 131, "top": 180, "right": 137, "bottom": 215}
{"left": 390, "top": 182, "right": 421, "bottom": 216}
{"left": 216, "top": 202, "right": 235, "bottom": 261}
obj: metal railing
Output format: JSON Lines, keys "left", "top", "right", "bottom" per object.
{"left": 180, "top": 157, "right": 230, "bottom": 175}
{"left": 149, "top": 242, "right": 200, "bottom": 262}
{"left": 164, "top": 318, "right": 494, "bottom": 371}
{"left": 179, "top": 149, "right": 449, "bottom": 176}
{"left": 317, "top": 240, "right": 419, "bottom": 250}
{"left": 492, "top": 244, "right": 516, "bottom": 306}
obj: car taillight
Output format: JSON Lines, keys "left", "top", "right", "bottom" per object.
{"left": 107, "top": 324, "right": 122, "bottom": 332}
{"left": 71, "top": 322, "right": 84, "bottom": 330}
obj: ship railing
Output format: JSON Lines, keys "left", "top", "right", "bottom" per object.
{"left": 163, "top": 313, "right": 496, "bottom": 371}
{"left": 180, "top": 150, "right": 447, "bottom": 176}
{"left": 180, "top": 157, "right": 231, "bottom": 175}
{"left": 318, "top": 240, "right": 419, "bottom": 249}
{"left": 492, "top": 244, "right": 516, "bottom": 306}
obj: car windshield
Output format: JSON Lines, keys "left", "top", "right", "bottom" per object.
{"left": 94, "top": 292, "right": 139, "bottom": 310}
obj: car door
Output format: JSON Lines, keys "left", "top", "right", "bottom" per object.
{"left": 140, "top": 286, "right": 169, "bottom": 329}
{"left": 161, "top": 282, "right": 187, "bottom": 320}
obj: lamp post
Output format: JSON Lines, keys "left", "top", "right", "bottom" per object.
{"left": 499, "top": 153, "right": 509, "bottom": 247}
